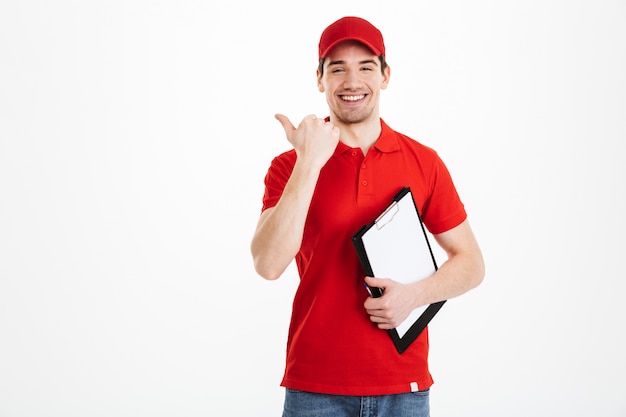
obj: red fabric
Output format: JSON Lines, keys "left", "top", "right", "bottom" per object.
{"left": 318, "top": 16, "right": 385, "bottom": 59}
{"left": 261, "top": 119, "right": 467, "bottom": 395}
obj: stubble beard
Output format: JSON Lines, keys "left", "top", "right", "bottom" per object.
{"left": 334, "top": 106, "right": 375, "bottom": 125}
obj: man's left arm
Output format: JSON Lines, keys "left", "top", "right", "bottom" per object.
{"left": 364, "top": 219, "right": 485, "bottom": 330}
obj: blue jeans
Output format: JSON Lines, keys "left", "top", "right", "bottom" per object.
{"left": 282, "top": 388, "right": 430, "bottom": 417}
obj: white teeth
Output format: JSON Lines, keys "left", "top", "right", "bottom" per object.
{"left": 342, "top": 95, "right": 365, "bottom": 101}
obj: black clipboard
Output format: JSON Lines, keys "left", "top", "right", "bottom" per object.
{"left": 352, "top": 187, "right": 445, "bottom": 354}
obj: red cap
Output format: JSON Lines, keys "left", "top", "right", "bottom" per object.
{"left": 318, "top": 16, "right": 385, "bottom": 59}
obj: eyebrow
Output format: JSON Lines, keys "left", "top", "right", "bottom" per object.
{"left": 327, "top": 59, "right": 379, "bottom": 67}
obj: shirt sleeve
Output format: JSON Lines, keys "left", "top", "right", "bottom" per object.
{"left": 420, "top": 152, "right": 467, "bottom": 235}
{"left": 261, "top": 150, "right": 297, "bottom": 212}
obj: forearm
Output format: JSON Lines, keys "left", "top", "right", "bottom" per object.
{"left": 250, "top": 160, "right": 321, "bottom": 280}
{"left": 410, "top": 220, "right": 485, "bottom": 308}
{"left": 410, "top": 249, "right": 484, "bottom": 308}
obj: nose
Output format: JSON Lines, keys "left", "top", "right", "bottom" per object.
{"left": 342, "top": 70, "right": 361, "bottom": 89}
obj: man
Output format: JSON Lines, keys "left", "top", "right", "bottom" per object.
{"left": 251, "top": 16, "right": 484, "bottom": 417}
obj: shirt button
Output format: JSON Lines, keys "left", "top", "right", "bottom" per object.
{"left": 361, "top": 163, "right": 367, "bottom": 169}
{"left": 362, "top": 180, "right": 368, "bottom": 186}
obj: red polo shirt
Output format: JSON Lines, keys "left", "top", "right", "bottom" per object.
{"left": 261, "top": 119, "right": 466, "bottom": 395}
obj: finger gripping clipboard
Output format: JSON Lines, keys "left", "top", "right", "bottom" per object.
{"left": 352, "top": 186, "right": 445, "bottom": 354}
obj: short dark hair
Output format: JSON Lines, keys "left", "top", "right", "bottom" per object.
{"left": 318, "top": 54, "right": 388, "bottom": 77}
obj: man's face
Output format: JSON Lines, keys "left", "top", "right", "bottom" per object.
{"left": 317, "top": 41, "right": 390, "bottom": 125}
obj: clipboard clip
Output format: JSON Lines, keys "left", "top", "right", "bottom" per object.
{"left": 374, "top": 201, "right": 399, "bottom": 230}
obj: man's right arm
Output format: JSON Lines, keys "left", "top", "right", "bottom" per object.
{"left": 250, "top": 114, "right": 339, "bottom": 280}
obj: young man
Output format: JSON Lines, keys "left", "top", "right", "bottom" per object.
{"left": 251, "top": 16, "right": 485, "bottom": 417}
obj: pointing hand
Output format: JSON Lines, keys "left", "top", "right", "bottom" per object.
{"left": 275, "top": 114, "right": 340, "bottom": 170}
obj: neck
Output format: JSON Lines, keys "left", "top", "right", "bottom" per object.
{"left": 331, "top": 116, "right": 382, "bottom": 155}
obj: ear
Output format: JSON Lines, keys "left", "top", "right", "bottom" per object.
{"left": 381, "top": 65, "right": 391, "bottom": 90}
{"left": 317, "top": 69, "right": 324, "bottom": 92}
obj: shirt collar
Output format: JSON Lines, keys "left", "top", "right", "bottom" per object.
{"left": 332, "top": 118, "right": 399, "bottom": 157}
{"left": 373, "top": 119, "right": 400, "bottom": 153}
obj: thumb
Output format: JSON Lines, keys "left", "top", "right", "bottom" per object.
{"left": 364, "top": 276, "right": 388, "bottom": 289}
{"left": 274, "top": 113, "right": 296, "bottom": 136}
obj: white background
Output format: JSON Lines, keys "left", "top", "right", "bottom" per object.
{"left": 1, "top": 1, "right": 625, "bottom": 416}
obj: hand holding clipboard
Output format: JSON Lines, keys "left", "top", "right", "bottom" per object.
{"left": 352, "top": 187, "right": 445, "bottom": 354}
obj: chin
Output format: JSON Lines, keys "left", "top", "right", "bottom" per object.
{"left": 333, "top": 108, "right": 371, "bottom": 124}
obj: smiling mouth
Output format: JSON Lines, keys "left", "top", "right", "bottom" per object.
{"left": 340, "top": 94, "right": 365, "bottom": 102}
